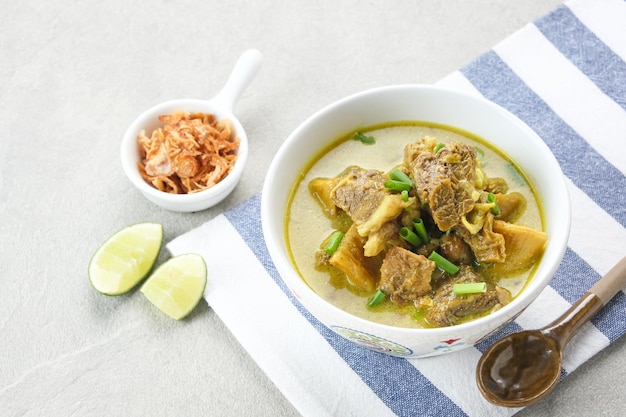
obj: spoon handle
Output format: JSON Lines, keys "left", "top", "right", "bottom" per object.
{"left": 212, "top": 49, "right": 263, "bottom": 112}
{"left": 545, "top": 255, "right": 626, "bottom": 346}
{"left": 588, "top": 255, "right": 626, "bottom": 305}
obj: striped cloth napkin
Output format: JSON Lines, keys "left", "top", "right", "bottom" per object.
{"left": 167, "top": 0, "right": 626, "bottom": 415}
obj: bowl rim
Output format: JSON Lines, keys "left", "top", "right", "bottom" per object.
{"left": 262, "top": 83, "right": 571, "bottom": 337}
{"left": 120, "top": 98, "right": 249, "bottom": 206}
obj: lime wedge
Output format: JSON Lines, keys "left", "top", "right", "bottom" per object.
{"left": 140, "top": 253, "right": 207, "bottom": 320}
{"left": 88, "top": 222, "right": 163, "bottom": 295}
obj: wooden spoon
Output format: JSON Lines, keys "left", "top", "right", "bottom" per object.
{"left": 476, "top": 256, "right": 626, "bottom": 407}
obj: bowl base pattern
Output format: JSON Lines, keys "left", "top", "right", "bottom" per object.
{"left": 331, "top": 326, "right": 413, "bottom": 356}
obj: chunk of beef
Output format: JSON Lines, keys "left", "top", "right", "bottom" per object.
{"left": 454, "top": 211, "right": 506, "bottom": 263}
{"left": 358, "top": 194, "right": 413, "bottom": 256}
{"left": 329, "top": 224, "right": 378, "bottom": 291}
{"left": 357, "top": 194, "right": 411, "bottom": 237}
{"left": 425, "top": 265, "right": 511, "bottom": 327}
{"left": 438, "top": 233, "right": 473, "bottom": 264}
{"left": 362, "top": 220, "right": 402, "bottom": 257}
{"left": 405, "top": 139, "right": 478, "bottom": 231}
{"left": 331, "top": 167, "right": 388, "bottom": 224}
{"left": 379, "top": 246, "right": 435, "bottom": 303}
{"left": 404, "top": 135, "right": 437, "bottom": 162}
{"left": 331, "top": 166, "right": 412, "bottom": 256}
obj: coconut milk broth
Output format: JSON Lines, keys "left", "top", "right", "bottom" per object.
{"left": 286, "top": 122, "right": 543, "bottom": 328}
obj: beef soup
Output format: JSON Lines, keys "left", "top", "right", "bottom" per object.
{"left": 286, "top": 122, "right": 547, "bottom": 328}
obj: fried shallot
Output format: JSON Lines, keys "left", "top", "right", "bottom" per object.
{"left": 137, "top": 111, "right": 239, "bottom": 194}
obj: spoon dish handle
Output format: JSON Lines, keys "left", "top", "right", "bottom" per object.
{"left": 212, "top": 49, "right": 263, "bottom": 112}
{"left": 588, "top": 256, "right": 626, "bottom": 305}
{"left": 544, "top": 255, "right": 626, "bottom": 347}
{"left": 544, "top": 292, "right": 602, "bottom": 349}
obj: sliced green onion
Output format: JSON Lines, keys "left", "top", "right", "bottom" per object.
{"left": 428, "top": 251, "right": 459, "bottom": 275}
{"left": 323, "top": 230, "right": 344, "bottom": 255}
{"left": 433, "top": 143, "right": 445, "bottom": 153}
{"left": 400, "top": 227, "right": 422, "bottom": 246}
{"left": 453, "top": 282, "right": 487, "bottom": 295}
{"left": 390, "top": 169, "right": 412, "bottom": 185}
{"left": 385, "top": 180, "right": 412, "bottom": 192}
{"left": 412, "top": 217, "right": 429, "bottom": 243}
{"left": 354, "top": 132, "right": 376, "bottom": 145}
{"left": 368, "top": 289, "right": 386, "bottom": 307}
{"left": 386, "top": 169, "right": 413, "bottom": 193}
{"left": 487, "top": 192, "right": 500, "bottom": 215}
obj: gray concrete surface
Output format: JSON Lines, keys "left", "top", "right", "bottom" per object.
{"left": 3, "top": 1, "right": 622, "bottom": 416}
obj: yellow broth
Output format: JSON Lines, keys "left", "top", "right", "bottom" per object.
{"left": 286, "top": 122, "right": 544, "bottom": 328}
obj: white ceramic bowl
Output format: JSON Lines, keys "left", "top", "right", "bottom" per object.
{"left": 120, "top": 49, "right": 261, "bottom": 212}
{"left": 261, "top": 84, "right": 570, "bottom": 358}
{"left": 120, "top": 99, "right": 249, "bottom": 212}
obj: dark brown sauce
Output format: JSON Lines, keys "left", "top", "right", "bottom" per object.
{"left": 481, "top": 331, "right": 561, "bottom": 401}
